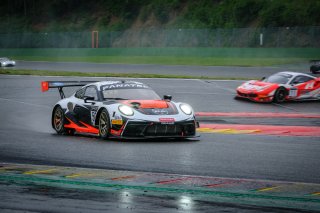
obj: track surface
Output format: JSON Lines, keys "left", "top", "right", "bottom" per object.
{"left": 0, "top": 74, "right": 320, "bottom": 212}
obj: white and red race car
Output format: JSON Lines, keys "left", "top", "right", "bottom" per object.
{"left": 236, "top": 71, "right": 320, "bottom": 103}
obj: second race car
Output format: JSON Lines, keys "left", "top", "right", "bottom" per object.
{"left": 0, "top": 57, "right": 15, "bottom": 67}
{"left": 310, "top": 60, "right": 320, "bottom": 74}
{"left": 236, "top": 71, "right": 320, "bottom": 103}
{"left": 42, "top": 80, "right": 198, "bottom": 139}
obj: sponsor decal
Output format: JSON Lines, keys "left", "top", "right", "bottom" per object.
{"left": 305, "top": 82, "right": 315, "bottom": 89}
{"left": 51, "top": 82, "right": 64, "bottom": 86}
{"left": 159, "top": 118, "right": 175, "bottom": 124}
{"left": 103, "top": 83, "right": 149, "bottom": 90}
{"left": 111, "top": 119, "right": 123, "bottom": 125}
{"left": 152, "top": 108, "right": 169, "bottom": 115}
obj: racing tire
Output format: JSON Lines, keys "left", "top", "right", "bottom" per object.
{"left": 234, "top": 96, "right": 241, "bottom": 100}
{"left": 99, "top": 109, "right": 110, "bottom": 139}
{"left": 53, "top": 106, "right": 73, "bottom": 135}
{"left": 273, "top": 87, "right": 287, "bottom": 103}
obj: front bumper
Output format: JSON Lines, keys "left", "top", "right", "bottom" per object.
{"left": 118, "top": 120, "right": 197, "bottom": 138}
{"left": 236, "top": 90, "right": 273, "bottom": 102}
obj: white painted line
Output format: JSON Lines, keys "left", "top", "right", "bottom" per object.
{"left": 0, "top": 97, "right": 51, "bottom": 108}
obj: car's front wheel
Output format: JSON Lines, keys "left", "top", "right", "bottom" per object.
{"left": 52, "top": 106, "right": 74, "bottom": 135}
{"left": 273, "top": 87, "right": 287, "bottom": 103}
{"left": 99, "top": 109, "right": 110, "bottom": 139}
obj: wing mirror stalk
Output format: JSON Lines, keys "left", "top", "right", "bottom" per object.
{"left": 84, "top": 96, "right": 95, "bottom": 104}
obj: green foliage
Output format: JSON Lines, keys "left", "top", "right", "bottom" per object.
{"left": 0, "top": 0, "right": 319, "bottom": 33}
{"left": 259, "top": 0, "right": 320, "bottom": 27}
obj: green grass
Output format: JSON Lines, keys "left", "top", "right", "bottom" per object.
{"left": 1, "top": 48, "right": 319, "bottom": 66}
{"left": 0, "top": 69, "right": 251, "bottom": 80}
{"left": 10, "top": 56, "right": 308, "bottom": 67}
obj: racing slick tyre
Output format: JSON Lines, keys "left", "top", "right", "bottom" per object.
{"left": 99, "top": 109, "right": 110, "bottom": 139}
{"left": 273, "top": 87, "right": 287, "bottom": 103}
{"left": 52, "top": 106, "right": 74, "bottom": 135}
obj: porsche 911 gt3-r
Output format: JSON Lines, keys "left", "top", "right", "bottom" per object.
{"left": 42, "top": 80, "right": 198, "bottom": 139}
{"left": 236, "top": 71, "right": 320, "bottom": 103}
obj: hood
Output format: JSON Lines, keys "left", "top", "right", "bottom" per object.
{"left": 239, "top": 80, "right": 277, "bottom": 91}
{"left": 121, "top": 100, "right": 178, "bottom": 115}
{"left": 122, "top": 100, "right": 168, "bottom": 109}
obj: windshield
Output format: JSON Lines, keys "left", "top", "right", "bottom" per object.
{"left": 0, "top": 58, "right": 9, "bottom": 61}
{"left": 263, "top": 73, "right": 292, "bottom": 84}
{"left": 103, "top": 88, "right": 161, "bottom": 100}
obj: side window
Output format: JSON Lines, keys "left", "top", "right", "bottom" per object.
{"left": 291, "top": 76, "right": 313, "bottom": 85}
{"left": 75, "top": 88, "right": 85, "bottom": 99}
{"left": 84, "top": 86, "right": 98, "bottom": 101}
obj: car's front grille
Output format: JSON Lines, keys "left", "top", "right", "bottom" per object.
{"left": 237, "top": 91, "right": 257, "bottom": 98}
{"left": 122, "top": 121, "right": 196, "bottom": 137}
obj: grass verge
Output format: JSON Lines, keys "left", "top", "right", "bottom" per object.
{"left": 0, "top": 69, "right": 251, "bottom": 80}
{"left": 11, "top": 56, "right": 308, "bottom": 67}
{"left": 2, "top": 48, "right": 319, "bottom": 66}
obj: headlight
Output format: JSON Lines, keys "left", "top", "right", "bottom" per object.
{"left": 118, "top": 105, "right": 134, "bottom": 116}
{"left": 180, "top": 104, "right": 193, "bottom": 115}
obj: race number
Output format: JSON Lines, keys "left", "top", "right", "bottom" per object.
{"left": 289, "top": 89, "right": 297, "bottom": 97}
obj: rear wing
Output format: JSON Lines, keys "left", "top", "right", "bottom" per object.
{"left": 41, "top": 81, "right": 97, "bottom": 99}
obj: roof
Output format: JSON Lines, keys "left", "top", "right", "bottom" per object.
{"left": 276, "top": 71, "right": 315, "bottom": 78}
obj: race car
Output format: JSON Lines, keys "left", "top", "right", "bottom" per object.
{"left": 236, "top": 71, "right": 320, "bottom": 103}
{"left": 310, "top": 60, "right": 320, "bottom": 74}
{"left": 0, "top": 57, "right": 15, "bottom": 67}
{"left": 42, "top": 80, "right": 198, "bottom": 139}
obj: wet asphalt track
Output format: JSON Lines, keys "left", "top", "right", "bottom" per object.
{"left": 0, "top": 73, "right": 320, "bottom": 212}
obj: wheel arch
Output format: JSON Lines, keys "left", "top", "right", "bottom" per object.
{"left": 278, "top": 86, "right": 289, "bottom": 95}
{"left": 273, "top": 86, "right": 288, "bottom": 103}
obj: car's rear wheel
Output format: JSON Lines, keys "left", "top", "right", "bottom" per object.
{"left": 99, "top": 109, "right": 110, "bottom": 139}
{"left": 273, "top": 87, "right": 287, "bottom": 103}
{"left": 53, "top": 106, "right": 74, "bottom": 135}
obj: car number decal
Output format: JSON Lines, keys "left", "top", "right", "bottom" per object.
{"left": 90, "top": 106, "right": 99, "bottom": 125}
{"left": 289, "top": 89, "right": 298, "bottom": 97}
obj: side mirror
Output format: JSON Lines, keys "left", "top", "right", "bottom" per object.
{"left": 163, "top": 95, "right": 172, "bottom": 101}
{"left": 84, "top": 96, "right": 95, "bottom": 103}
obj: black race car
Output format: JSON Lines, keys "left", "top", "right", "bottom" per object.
{"left": 310, "top": 60, "right": 320, "bottom": 74}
